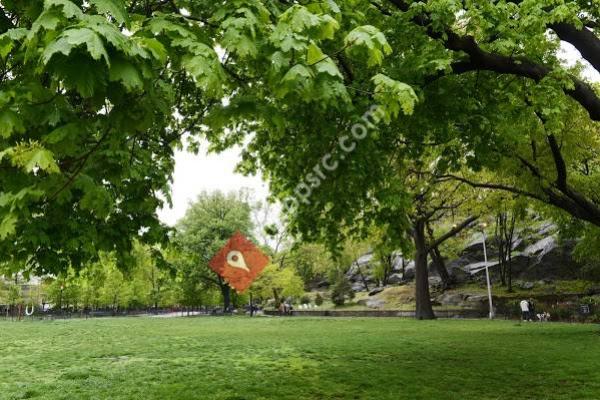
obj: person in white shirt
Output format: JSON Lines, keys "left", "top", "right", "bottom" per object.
{"left": 520, "top": 299, "right": 530, "bottom": 321}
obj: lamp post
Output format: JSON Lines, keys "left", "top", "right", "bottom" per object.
{"left": 480, "top": 223, "right": 495, "bottom": 319}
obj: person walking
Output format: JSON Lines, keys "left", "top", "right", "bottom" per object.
{"left": 520, "top": 299, "right": 530, "bottom": 321}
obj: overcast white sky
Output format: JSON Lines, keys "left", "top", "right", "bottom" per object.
{"left": 157, "top": 144, "right": 270, "bottom": 226}
{"left": 157, "top": 43, "right": 599, "bottom": 227}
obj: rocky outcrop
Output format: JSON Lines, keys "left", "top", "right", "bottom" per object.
{"left": 341, "top": 221, "right": 583, "bottom": 293}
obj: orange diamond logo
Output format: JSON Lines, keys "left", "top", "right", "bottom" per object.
{"left": 209, "top": 232, "right": 270, "bottom": 293}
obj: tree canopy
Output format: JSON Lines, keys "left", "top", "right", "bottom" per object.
{"left": 2, "top": 0, "right": 600, "bottom": 289}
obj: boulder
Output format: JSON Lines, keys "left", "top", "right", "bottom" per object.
{"left": 436, "top": 293, "right": 466, "bottom": 306}
{"left": 521, "top": 238, "right": 580, "bottom": 280}
{"left": 346, "top": 252, "right": 374, "bottom": 280}
{"left": 391, "top": 253, "right": 407, "bottom": 272}
{"left": 387, "top": 273, "right": 403, "bottom": 284}
{"left": 366, "top": 299, "right": 385, "bottom": 309}
{"left": 517, "top": 281, "right": 535, "bottom": 290}
{"left": 523, "top": 236, "right": 557, "bottom": 258}
{"left": 429, "top": 276, "right": 442, "bottom": 286}
{"left": 351, "top": 283, "right": 367, "bottom": 292}
{"left": 464, "top": 294, "right": 489, "bottom": 308}
{"left": 536, "top": 222, "right": 558, "bottom": 237}
{"left": 403, "top": 262, "right": 415, "bottom": 281}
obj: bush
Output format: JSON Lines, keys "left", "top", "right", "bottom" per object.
{"left": 315, "top": 293, "right": 324, "bottom": 306}
{"left": 300, "top": 294, "right": 311, "bottom": 304}
{"left": 552, "top": 305, "right": 575, "bottom": 321}
{"left": 330, "top": 273, "right": 353, "bottom": 306}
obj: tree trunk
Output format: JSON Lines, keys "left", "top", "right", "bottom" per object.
{"left": 220, "top": 284, "right": 231, "bottom": 313}
{"left": 413, "top": 220, "right": 435, "bottom": 320}
{"left": 495, "top": 212, "right": 508, "bottom": 286}
{"left": 429, "top": 245, "right": 451, "bottom": 290}
{"left": 507, "top": 255, "right": 513, "bottom": 292}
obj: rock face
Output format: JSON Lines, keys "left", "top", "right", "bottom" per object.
{"left": 444, "top": 223, "right": 582, "bottom": 285}
{"left": 342, "top": 221, "right": 583, "bottom": 292}
{"left": 346, "top": 251, "right": 410, "bottom": 290}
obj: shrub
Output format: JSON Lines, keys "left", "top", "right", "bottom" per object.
{"left": 315, "top": 293, "right": 324, "bottom": 306}
{"left": 552, "top": 305, "right": 575, "bottom": 322}
{"left": 300, "top": 294, "right": 311, "bottom": 304}
{"left": 330, "top": 273, "right": 353, "bottom": 306}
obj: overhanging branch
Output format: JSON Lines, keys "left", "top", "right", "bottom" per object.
{"left": 427, "top": 215, "right": 478, "bottom": 251}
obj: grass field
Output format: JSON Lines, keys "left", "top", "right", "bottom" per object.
{"left": 0, "top": 317, "right": 599, "bottom": 400}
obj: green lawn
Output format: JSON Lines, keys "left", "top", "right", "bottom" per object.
{"left": 0, "top": 317, "right": 598, "bottom": 400}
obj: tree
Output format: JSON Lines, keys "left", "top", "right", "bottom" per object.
{"left": 284, "top": 243, "right": 332, "bottom": 289}
{"left": 193, "top": 1, "right": 600, "bottom": 320}
{"left": 330, "top": 270, "right": 354, "bottom": 306}
{"left": 494, "top": 204, "right": 523, "bottom": 293}
{"left": 251, "top": 264, "right": 304, "bottom": 305}
{"left": 130, "top": 243, "right": 174, "bottom": 310}
{"left": 338, "top": 240, "right": 371, "bottom": 291}
{"left": 99, "top": 258, "right": 132, "bottom": 313}
{"left": 173, "top": 191, "right": 255, "bottom": 312}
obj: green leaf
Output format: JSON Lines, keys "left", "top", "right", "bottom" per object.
{"left": 29, "top": 10, "right": 62, "bottom": 39}
{"left": 84, "top": 15, "right": 128, "bottom": 50}
{"left": 180, "top": 43, "right": 225, "bottom": 97}
{"left": 44, "top": 122, "right": 82, "bottom": 144}
{"left": 282, "top": 64, "right": 313, "bottom": 82}
{"left": 109, "top": 58, "right": 143, "bottom": 91}
{"left": 314, "top": 58, "right": 342, "bottom": 77}
{"left": 51, "top": 56, "right": 106, "bottom": 97}
{"left": 316, "top": 15, "right": 339, "bottom": 40}
{"left": 136, "top": 37, "right": 167, "bottom": 63}
{"left": 307, "top": 42, "right": 326, "bottom": 64}
{"left": 89, "top": 0, "right": 130, "bottom": 26}
{"left": 0, "top": 28, "right": 28, "bottom": 58}
{"left": 0, "top": 109, "right": 25, "bottom": 138}
{"left": 270, "top": 51, "right": 290, "bottom": 71}
{"left": 45, "top": 0, "right": 83, "bottom": 19}
{"left": 147, "top": 17, "right": 193, "bottom": 38}
{"left": 326, "top": 0, "right": 341, "bottom": 13}
{"left": 42, "top": 27, "right": 109, "bottom": 66}
{"left": 345, "top": 25, "right": 392, "bottom": 67}
{"left": 372, "top": 74, "right": 418, "bottom": 120}
{"left": 8, "top": 142, "right": 60, "bottom": 173}
{"left": 24, "top": 147, "right": 60, "bottom": 173}
{"left": 0, "top": 213, "right": 17, "bottom": 239}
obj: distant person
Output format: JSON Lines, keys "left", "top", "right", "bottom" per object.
{"left": 520, "top": 299, "right": 530, "bottom": 321}
{"left": 278, "top": 302, "right": 285, "bottom": 315}
{"left": 528, "top": 299, "right": 536, "bottom": 322}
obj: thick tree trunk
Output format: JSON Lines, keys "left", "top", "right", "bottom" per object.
{"left": 429, "top": 245, "right": 451, "bottom": 290}
{"left": 413, "top": 220, "right": 436, "bottom": 320}
{"left": 220, "top": 284, "right": 231, "bottom": 312}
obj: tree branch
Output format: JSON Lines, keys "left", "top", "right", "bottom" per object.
{"left": 550, "top": 22, "right": 600, "bottom": 74}
{"left": 427, "top": 215, "right": 478, "bottom": 250}
{"left": 386, "top": 0, "right": 600, "bottom": 121}
{"left": 547, "top": 134, "right": 568, "bottom": 189}
{"left": 443, "top": 174, "right": 546, "bottom": 202}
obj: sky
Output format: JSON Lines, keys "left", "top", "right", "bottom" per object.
{"left": 157, "top": 42, "right": 599, "bottom": 227}
{"left": 157, "top": 144, "right": 270, "bottom": 226}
